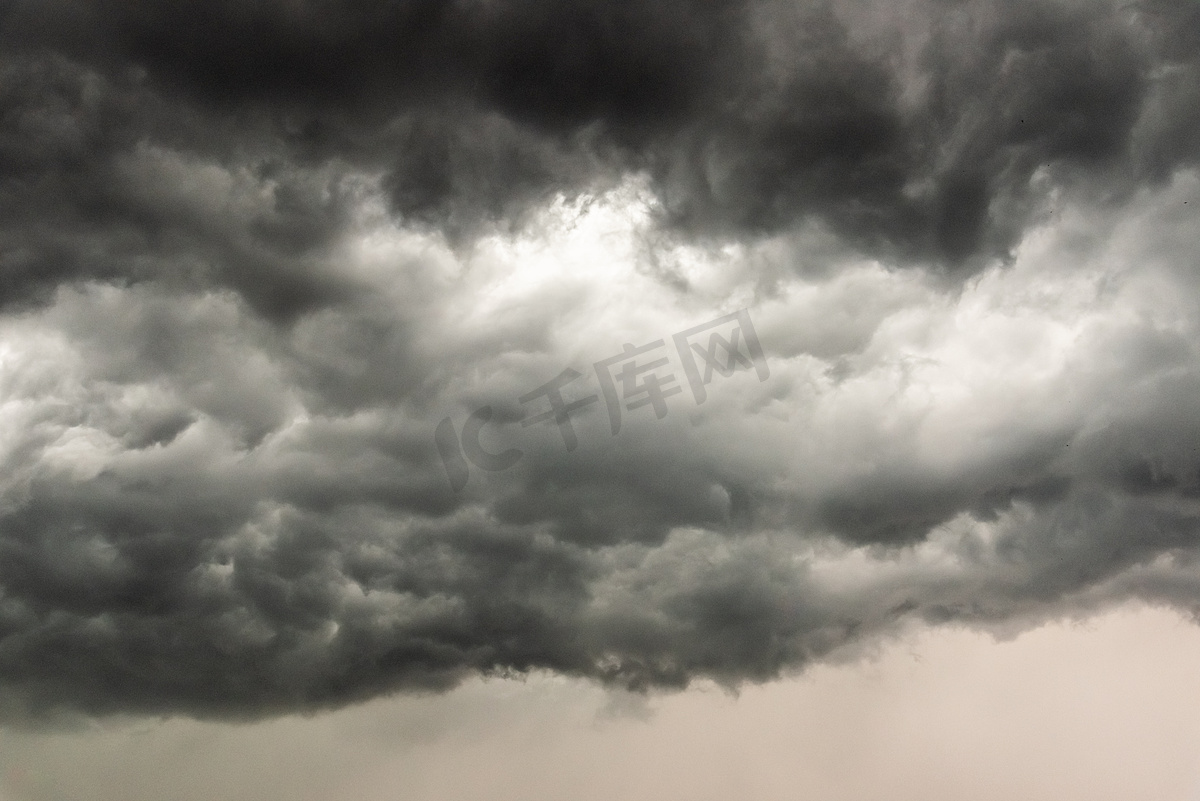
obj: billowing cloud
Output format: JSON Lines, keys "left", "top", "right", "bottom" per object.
{"left": 1, "top": 0, "right": 1200, "bottom": 721}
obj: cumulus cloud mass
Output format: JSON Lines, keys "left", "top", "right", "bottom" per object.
{"left": 2, "top": 0, "right": 1200, "bottom": 720}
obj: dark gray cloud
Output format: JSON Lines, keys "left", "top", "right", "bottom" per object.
{"left": 2, "top": 0, "right": 1200, "bottom": 722}
{"left": 4, "top": 0, "right": 1199, "bottom": 281}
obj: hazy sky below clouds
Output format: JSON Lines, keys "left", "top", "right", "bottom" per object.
{"left": 3, "top": 0, "right": 1200, "bottom": 795}
{"left": 3, "top": 605, "right": 1200, "bottom": 801}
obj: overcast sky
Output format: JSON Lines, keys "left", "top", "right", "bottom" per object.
{"left": 2, "top": 0, "right": 1200, "bottom": 797}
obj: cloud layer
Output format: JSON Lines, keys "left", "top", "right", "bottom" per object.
{"left": 2, "top": 0, "right": 1200, "bottom": 720}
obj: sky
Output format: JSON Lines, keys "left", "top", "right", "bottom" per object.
{"left": 2, "top": 0, "right": 1200, "bottom": 797}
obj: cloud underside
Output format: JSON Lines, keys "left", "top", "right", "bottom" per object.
{"left": 2, "top": 0, "right": 1200, "bottom": 719}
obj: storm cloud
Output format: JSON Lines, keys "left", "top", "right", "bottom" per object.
{"left": 2, "top": 0, "right": 1200, "bottom": 721}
